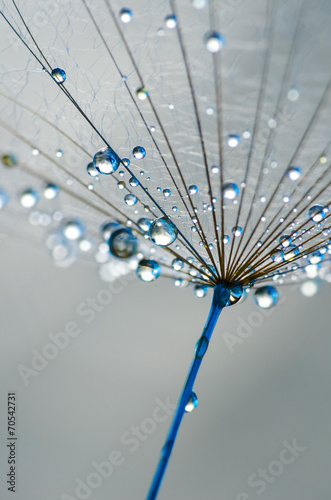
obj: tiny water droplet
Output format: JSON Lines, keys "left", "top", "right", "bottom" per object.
{"left": 124, "top": 193, "right": 137, "bottom": 206}
{"left": 63, "top": 220, "right": 85, "bottom": 240}
{"left": 117, "top": 181, "right": 125, "bottom": 189}
{"left": 137, "top": 217, "right": 152, "bottom": 232}
{"left": 20, "top": 189, "right": 40, "bottom": 208}
{"left": 223, "top": 182, "right": 239, "bottom": 200}
{"left": 163, "top": 188, "right": 171, "bottom": 197}
{"left": 287, "top": 88, "right": 300, "bottom": 101}
{"left": 253, "top": 286, "right": 279, "bottom": 309}
{"left": 132, "top": 146, "right": 146, "bottom": 159}
{"left": 109, "top": 228, "right": 138, "bottom": 259}
{"left": 286, "top": 166, "right": 302, "bottom": 181}
{"left": 119, "top": 8, "right": 133, "bottom": 23}
{"left": 129, "top": 176, "right": 139, "bottom": 187}
{"left": 136, "top": 259, "right": 161, "bottom": 281}
{"left": 188, "top": 185, "right": 198, "bottom": 195}
{"left": 93, "top": 147, "right": 120, "bottom": 174}
{"left": 136, "top": 87, "right": 149, "bottom": 100}
{"left": 44, "top": 183, "right": 59, "bottom": 200}
{"left": 51, "top": 68, "right": 66, "bottom": 83}
{"left": 211, "top": 165, "right": 219, "bottom": 174}
{"left": 122, "top": 158, "right": 130, "bottom": 167}
{"left": 223, "top": 235, "right": 230, "bottom": 244}
{"left": 172, "top": 258, "right": 184, "bottom": 271}
{"left": 204, "top": 31, "right": 225, "bottom": 52}
{"left": 87, "top": 162, "right": 99, "bottom": 177}
{"left": 185, "top": 391, "right": 198, "bottom": 412}
{"left": 226, "top": 134, "right": 240, "bottom": 148}
{"left": 165, "top": 14, "right": 177, "bottom": 28}
{"left": 232, "top": 226, "right": 243, "bottom": 237}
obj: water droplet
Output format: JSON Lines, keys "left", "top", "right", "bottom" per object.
{"left": 109, "top": 228, "right": 138, "bottom": 259}
{"left": 172, "top": 258, "right": 184, "bottom": 271}
{"left": 0, "top": 189, "right": 10, "bottom": 209}
{"left": 124, "top": 193, "right": 137, "bottom": 206}
{"left": 287, "top": 88, "right": 299, "bottom": 101}
{"left": 286, "top": 166, "right": 302, "bottom": 181}
{"left": 51, "top": 68, "right": 66, "bottom": 83}
{"left": 136, "top": 87, "right": 149, "bottom": 100}
{"left": 223, "top": 235, "right": 230, "bottom": 244}
{"left": 194, "top": 285, "right": 208, "bottom": 298}
{"left": 129, "top": 176, "right": 139, "bottom": 188}
{"left": 42, "top": 183, "right": 59, "bottom": 200}
{"left": 87, "top": 162, "right": 98, "bottom": 177}
{"left": 271, "top": 250, "right": 284, "bottom": 263}
{"left": 279, "top": 235, "right": 292, "bottom": 247}
{"left": 93, "top": 147, "right": 120, "bottom": 175}
{"left": 185, "top": 391, "right": 198, "bottom": 412}
{"left": 132, "top": 146, "right": 146, "bottom": 159}
{"left": 226, "top": 134, "right": 240, "bottom": 147}
{"left": 122, "top": 158, "right": 130, "bottom": 167}
{"left": 309, "top": 205, "right": 327, "bottom": 223}
{"left": 232, "top": 226, "right": 243, "bottom": 237}
{"left": 32, "top": 148, "right": 40, "bottom": 156}
{"left": 204, "top": 31, "right": 225, "bottom": 52}
{"left": 165, "top": 14, "right": 177, "bottom": 28}
{"left": 223, "top": 182, "right": 239, "bottom": 200}
{"left": 150, "top": 217, "right": 178, "bottom": 246}
{"left": 242, "top": 130, "right": 251, "bottom": 139}
{"left": 211, "top": 165, "right": 219, "bottom": 174}
{"left": 62, "top": 220, "right": 85, "bottom": 240}
{"left": 226, "top": 285, "right": 243, "bottom": 306}
{"left": 2, "top": 154, "right": 18, "bottom": 166}
{"left": 253, "top": 286, "right": 279, "bottom": 309}
{"left": 20, "top": 189, "right": 40, "bottom": 208}
{"left": 101, "top": 221, "right": 121, "bottom": 241}
{"left": 284, "top": 245, "right": 300, "bottom": 261}
{"left": 188, "top": 185, "right": 198, "bottom": 195}
{"left": 119, "top": 8, "right": 133, "bottom": 23}
{"left": 137, "top": 217, "right": 152, "bottom": 232}
{"left": 56, "top": 149, "right": 64, "bottom": 158}
{"left": 117, "top": 181, "right": 125, "bottom": 189}
{"left": 163, "top": 189, "right": 171, "bottom": 197}
{"left": 300, "top": 279, "right": 321, "bottom": 297}
{"left": 136, "top": 259, "right": 161, "bottom": 281}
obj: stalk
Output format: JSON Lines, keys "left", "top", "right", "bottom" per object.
{"left": 146, "top": 284, "right": 230, "bottom": 500}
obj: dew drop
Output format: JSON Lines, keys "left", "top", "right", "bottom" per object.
{"left": 287, "top": 88, "right": 299, "bottom": 101}
{"left": 188, "top": 185, "right": 198, "bottom": 195}
{"left": 122, "top": 158, "right": 130, "bottom": 167}
{"left": 124, "top": 194, "right": 137, "bottom": 206}
{"left": 185, "top": 391, "right": 198, "bottom": 412}
{"left": 194, "top": 285, "right": 208, "bottom": 298}
{"left": 163, "top": 188, "right": 171, "bottom": 197}
{"left": 253, "top": 286, "right": 279, "bottom": 309}
{"left": 271, "top": 250, "right": 284, "bottom": 263}
{"left": 223, "top": 235, "right": 230, "bottom": 244}
{"left": 211, "top": 165, "right": 219, "bottom": 174}
{"left": 20, "top": 189, "right": 40, "bottom": 208}
{"left": 132, "top": 146, "right": 146, "bottom": 159}
{"left": 204, "top": 31, "right": 225, "bottom": 52}
{"left": 136, "top": 259, "right": 161, "bottom": 281}
{"left": 109, "top": 228, "right": 138, "bottom": 259}
{"left": 309, "top": 205, "right": 327, "bottom": 223}
{"left": 165, "top": 14, "right": 177, "bottom": 28}
{"left": 226, "top": 285, "right": 243, "bottom": 306}
{"left": 172, "top": 258, "right": 184, "bottom": 271}
{"left": 150, "top": 217, "right": 178, "bottom": 246}
{"left": 86, "top": 162, "right": 98, "bottom": 177}
{"left": 223, "top": 182, "right": 239, "bottom": 200}
{"left": 119, "top": 8, "right": 133, "bottom": 23}
{"left": 63, "top": 220, "right": 85, "bottom": 240}
{"left": 137, "top": 218, "right": 151, "bottom": 232}
{"left": 93, "top": 147, "right": 120, "bottom": 174}
{"left": 43, "top": 183, "right": 59, "bottom": 200}
{"left": 279, "top": 235, "right": 292, "bottom": 247}
{"left": 51, "top": 68, "right": 66, "bottom": 84}
{"left": 286, "top": 166, "right": 302, "bottom": 181}
{"left": 226, "top": 134, "right": 240, "bottom": 148}
{"left": 232, "top": 226, "right": 243, "bottom": 237}
{"left": 129, "top": 176, "right": 139, "bottom": 188}
{"left": 117, "top": 181, "right": 125, "bottom": 189}
{"left": 136, "top": 87, "right": 149, "bottom": 100}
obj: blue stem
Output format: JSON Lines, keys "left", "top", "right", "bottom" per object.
{"left": 146, "top": 284, "right": 230, "bottom": 500}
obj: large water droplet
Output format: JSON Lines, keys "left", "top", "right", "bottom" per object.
{"left": 223, "top": 182, "right": 239, "bottom": 200}
{"left": 109, "top": 228, "right": 138, "bottom": 259}
{"left": 150, "top": 217, "right": 178, "bottom": 246}
{"left": 43, "top": 183, "right": 60, "bottom": 200}
{"left": 204, "top": 31, "right": 225, "bottom": 52}
{"left": 63, "top": 220, "right": 85, "bottom": 240}
{"left": 185, "top": 391, "right": 198, "bottom": 412}
{"left": 51, "top": 68, "right": 66, "bottom": 83}
{"left": 119, "top": 8, "right": 133, "bottom": 23}
{"left": 309, "top": 205, "right": 327, "bottom": 223}
{"left": 124, "top": 193, "right": 137, "bottom": 206}
{"left": 286, "top": 166, "right": 302, "bottom": 181}
{"left": 253, "top": 286, "right": 279, "bottom": 309}
{"left": 93, "top": 147, "right": 120, "bottom": 174}
{"left": 132, "top": 146, "right": 146, "bottom": 159}
{"left": 20, "top": 189, "right": 40, "bottom": 208}
{"left": 136, "top": 259, "right": 161, "bottom": 281}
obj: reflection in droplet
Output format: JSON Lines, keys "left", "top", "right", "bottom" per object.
{"left": 150, "top": 217, "right": 178, "bottom": 246}
{"left": 253, "top": 286, "right": 279, "bottom": 309}
{"left": 87, "top": 162, "right": 99, "bottom": 177}
{"left": 137, "top": 218, "right": 152, "bottom": 232}
{"left": 93, "top": 147, "right": 120, "bottom": 174}
{"left": 109, "top": 228, "right": 138, "bottom": 259}
{"left": 51, "top": 68, "right": 66, "bottom": 83}
{"left": 136, "top": 259, "right": 161, "bottom": 281}
{"left": 132, "top": 146, "right": 146, "bottom": 159}
{"left": 124, "top": 193, "right": 138, "bottom": 206}
{"left": 172, "top": 258, "right": 184, "bottom": 271}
